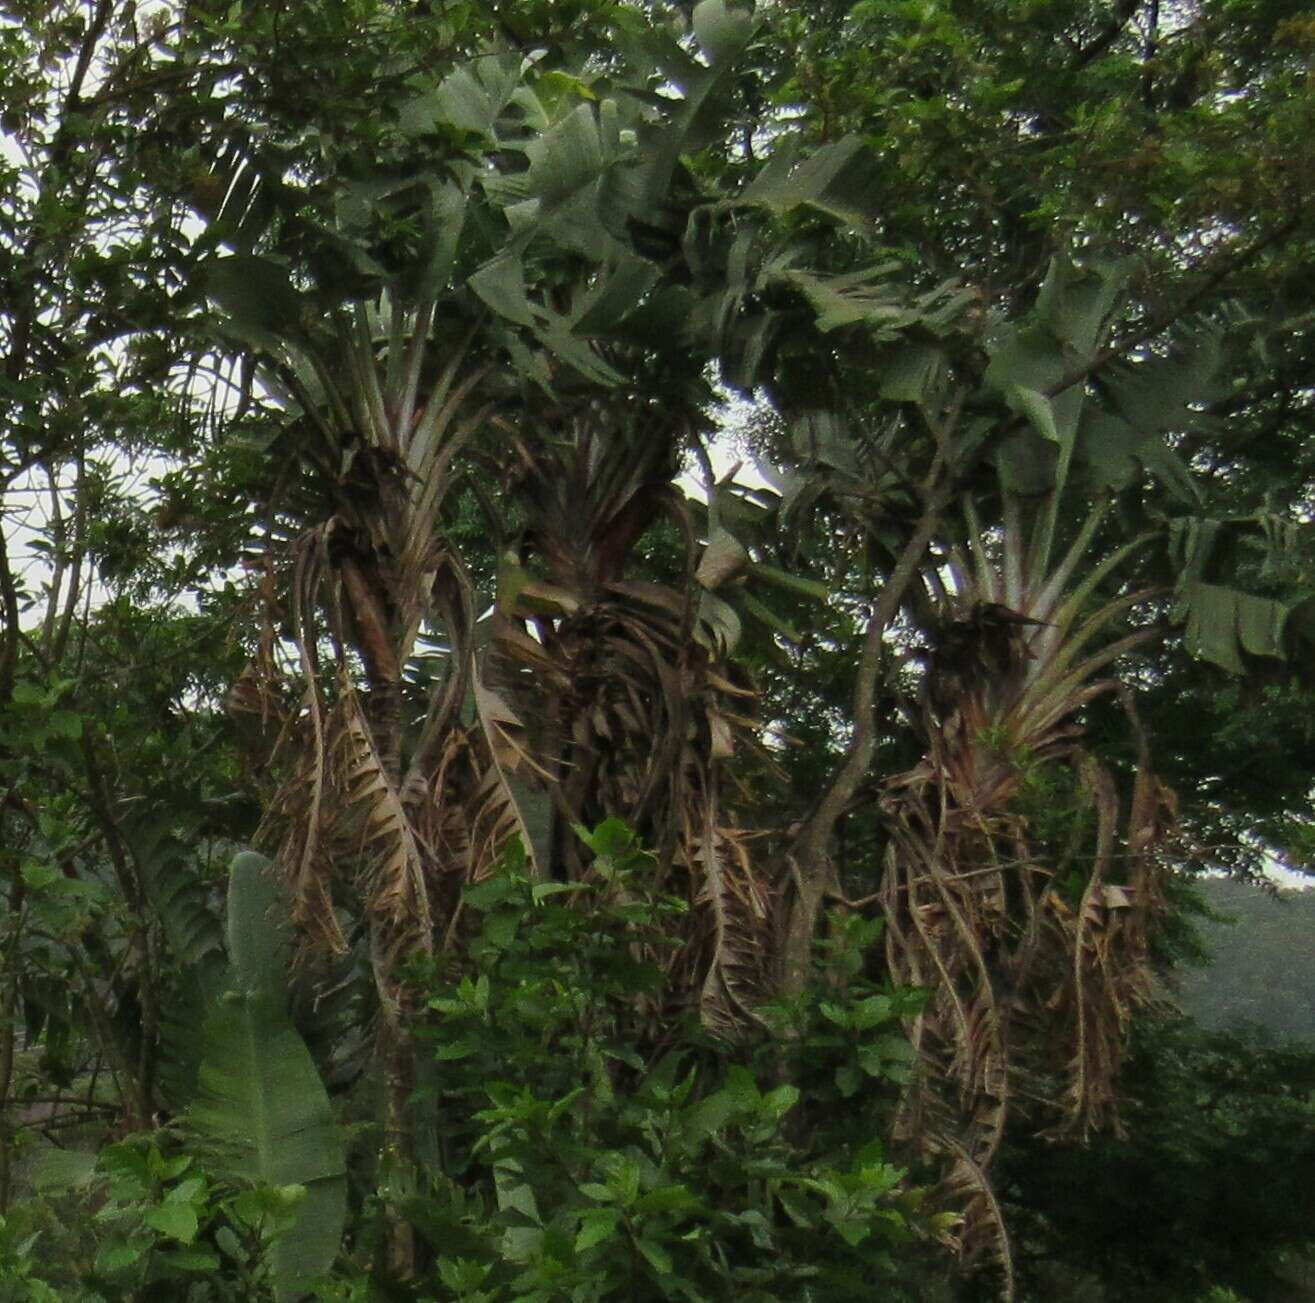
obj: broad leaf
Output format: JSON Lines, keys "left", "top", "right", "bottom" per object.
{"left": 191, "top": 853, "right": 346, "bottom": 1300}
{"left": 1176, "top": 580, "right": 1293, "bottom": 673}
{"left": 202, "top": 255, "right": 309, "bottom": 350}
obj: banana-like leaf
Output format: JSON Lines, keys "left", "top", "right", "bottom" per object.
{"left": 737, "top": 134, "right": 875, "bottom": 227}
{"left": 469, "top": 255, "right": 538, "bottom": 328}
{"left": 570, "top": 256, "right": 661, "bottom": 335}
{"left": 629, "top": 0, "right": 759, "bottom": 207}
{"left": 876, "top": 339, "right": 950, "bottom": 404}
{"left": 423, "top": 54, "right": 524, "bottom": 139}
{"left": 985, "top": 255, "right": 1126, "bottom": 447}
{"left": 985, "top": 257, "right": 1228, "bottom": 508}
{"left": 191, "top": 852, "right": 346, "bottom": 1301}
{"left": 201, "top": 255, "right": 311, "bottom": 351}
{"left": 692, "top": 0, "right": 757, "bottom": 65}
{"left": 1175, "top": 578, "right": 1293, "bottom": 673}
{"left": 696, "top": 589, "right": 743, "bottom": 656}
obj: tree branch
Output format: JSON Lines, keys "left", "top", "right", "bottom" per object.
{"left": 0, "top": 512, "right": 20, "bottom": 708}
{"left": 1071, "top": 0, "right": 1141, "bottom": 72}
{"left": 778, "top": 475, "right": 952, "bottom": 995}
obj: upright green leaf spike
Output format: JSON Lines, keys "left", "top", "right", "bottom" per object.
{"left": 191, "top": 852, "right": 347, "bottom": 1300}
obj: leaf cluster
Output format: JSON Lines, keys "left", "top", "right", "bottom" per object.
{"left": 999, "top": 1013, "right": 1315, "bottom": 1302}
{"left": 334, "top": 824, "right": 934, "bottom": 1301}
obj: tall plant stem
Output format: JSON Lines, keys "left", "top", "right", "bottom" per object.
{"left": 779, "top": 489, "right": 948, "bottom": 998}
{"left": 370, "top": 919, "right": 419, "bottom": 1277}
{"left": 365, "top": 661, "right": 419, "bottom": 1277}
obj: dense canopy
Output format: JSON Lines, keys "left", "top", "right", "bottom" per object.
{"left": 1, "top": 2, "right": 1314, "bottom": 1299}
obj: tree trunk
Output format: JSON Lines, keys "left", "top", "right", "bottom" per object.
{"left": 370, "top": 913, "right": 419, "bottom": 1277}
{"left": 778, "top": 499, "right": 945, "bottom": 999}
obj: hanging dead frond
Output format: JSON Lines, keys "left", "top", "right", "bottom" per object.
{"left": 685, "top": 810, "right": 773, "bottom": 1036}
{"left": 486, "top": 570, "right": 776, "bottom": 1035}
{"left": 328, "top": 681, "right": 433, "bottom": 950}
{"left": 256, "top": 527, "right": 342, "bottom": 956}
{"left": 934, "top": 1135, "right": 1017, "bottom": 1302}
{"left": 871, "top": 494, "right": 1174, "bottom": 1290}
{"left": 260, "top": 690, "right": 343, "bottom": 958}
{"left": 400, "top": 722, "right": 540, "bottom": 952}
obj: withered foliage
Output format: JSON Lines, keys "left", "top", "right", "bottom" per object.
{"left": 875, "top": 511, "right": 1176, "bottom": 1292}
{"left": 480, "top": 413, "right": 777, "bottom": 1035}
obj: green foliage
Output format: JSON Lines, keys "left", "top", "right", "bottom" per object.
{"left": 0, "top": 825, "right": 936, "bottom": 1300}
{"left": 0, "top": 1212, "right": 61, "bottom": 1303}
{"left": 188, "top": 853, "right": 347, "bottom": 1300}
{"left": 1136, "top": 672, "right": 1315, "bottom": 876}
{"left": 8, "top": 1135, "right": 315, "bottom": 1301}
{"left": 1000, "top": 1013, "right": 1315, "bottom": 1302}
{"left": 1008, "top": 755, "right": 1093, "bottom": 863}
{"left": 4, "top": 4, "right": 1315, "bottom": 1302}
{"left": 336, "top": 825, "right": 930, "bottom": 1301}
{"left": 0, "top": 851, "right": 345, "bottom": 1300}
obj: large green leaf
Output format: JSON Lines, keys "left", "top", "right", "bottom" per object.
{"left": 468, "top": 255, "right": 538, "bottom": 328}
{"left": 190, "top": 853, "right": 346, "bottom": 1300}
{"left": 737, "top": 134, "right": 876, "bottom": 226}
{"left": 570, "top": 255, "right": 659, "bottom": 335}
{"left": 984, "top": 257, "right": 1226, "bottom": 507}
{"left": 524, "top": 102, "right": 613, "bottom": 209}
{"left": 692, "top": 0, "right": 757, "bottom": 66}
{"left": 985, "top": 255, "right": 1128, "bottom": 461}
{"left": 1175, "top": 579, "right": 1293, "bottom": 673}
{"left": 629, "top": 0, "right": 760, "bottom": 207}
{"left": 201, "top": 255, "right": 310, "bottom": 352}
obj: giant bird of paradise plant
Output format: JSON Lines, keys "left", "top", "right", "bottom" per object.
{"left": 855, "top": 254, "right": 1307, "bottom": 1293}
{"left": 878, "top": 497, "right": 1174, "bottom": 1294}
{"left": 482, "top": 390, "right": 777, "bottom": 1035}
{"left": 172, "top": 9, "right": 1315, "bottom": 1290}
{"left": 183, "top": 7, "right": 960, "bottom": 1273}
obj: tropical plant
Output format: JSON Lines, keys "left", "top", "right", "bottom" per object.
{"left": 715, "top": 242, "right": 1315, "bottom": 1290}
{"left": 337, "top": 822, "right": 931, "bottom": 1301}
{"left": 171, "top": 6, "right": 971, "bottom": 1266}
{"left": 137, "top": 5, "right": 1315, "bottom": 1288}
{"left": 188, "top": 852, "right": 346, "bottom": 1298}
{"left": 7, "top": 850, "right": 341, "bottom": 1301}
{"left": 4, "top": 3, "right": 1315, "bottom": 1300}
